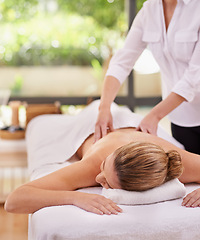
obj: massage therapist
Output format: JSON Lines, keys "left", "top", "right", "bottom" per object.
{"left": 94, "top": 0, "right": 200, "bottom": 154}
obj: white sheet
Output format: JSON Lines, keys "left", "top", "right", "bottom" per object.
{"left": 26, "top": 100, "right": 200, "bottom": 240}
{"left": 28, "top": 176, "right": 200, "bottom": 240}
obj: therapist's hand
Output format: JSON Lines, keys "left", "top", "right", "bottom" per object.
{"left": 136, "top": 112, "right": 160, "bottom": 135}
{"left": 94, "top": 108, "right": 114, "bottom": 142}
{"left": 182, "top": 188, "right": 200, "bottom": 208}
{"left": 136, "top": 92, "right": 186, "bottom": 135}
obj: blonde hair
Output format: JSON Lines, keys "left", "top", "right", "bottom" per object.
{"left": 114, "top": 142, "right": 183, "bottom": 191}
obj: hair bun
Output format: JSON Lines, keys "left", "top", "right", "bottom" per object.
{"left": 165, "top": 150, "right": 183, "bottom": 182}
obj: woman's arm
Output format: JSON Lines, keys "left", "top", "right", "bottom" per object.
{"left": 94, "top": 6, "right": 146, "bottom": 142}
{"left": 5, "top": 158, "right": 121, "bottom": 215}
{"left": 5, "top": 185, "right": 121, "bottom": 215}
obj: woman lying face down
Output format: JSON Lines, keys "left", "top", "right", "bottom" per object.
{"left": 4, "top": 127, "right": 200, "bottom": 215}
{"left": 96, "top": 142, "right": 183, "bottom": 191}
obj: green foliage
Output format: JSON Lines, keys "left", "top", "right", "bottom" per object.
{"left": 57, "top": 0, "right": 124, "bottom": 28}
{"left": 0, "top": 0, "right": 38, "bottom": 22}
{"left": 1, "top": 0, "right": 148, "bottom": 66}
{"left": 10, "top": 74, "right": 24, "bottom": 94}
{"left": 91, "top": 59, "right": 103, "bottom": 82}
{"left": 137, "top": 0, "right": 147, "bottom": 11}
{"left": 0, "top": 13, "right": 113, "bottom": 66}
{"left": 0, "top": 8, "right": 126, "bottom": 66}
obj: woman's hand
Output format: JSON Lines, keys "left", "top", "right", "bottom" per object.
{"left": 136, "top": 92, "right": 186, "bottom": 135}
{"left": 94, "top": 108, "right": 114, "bottom": 142}
{"left": 136, "top": 112, "right": 160, "bottom": 135}
{"left": 94, "top": 75, "right": 121, "bottom": 142}
{"left": 182, "top": 188, "right": 200, "bottom": 207}
{"left": 73, "top": 192, "right": 122, "bottom": 215}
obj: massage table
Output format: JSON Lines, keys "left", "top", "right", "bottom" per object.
{"left": 26, "top": 100, "right": 200, "bottom": 240}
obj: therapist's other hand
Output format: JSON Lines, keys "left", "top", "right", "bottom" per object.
{"left": 182, "top": 188, "right": 200, "bottom": 208}
{"left": 94, "top": 108, "right": 114, "bottom": 142}
{"left": 73, "top": 192, "right": 122, "bottom": 215}
{"left": 136, "top": 112, "right": 160, "bottom": 135}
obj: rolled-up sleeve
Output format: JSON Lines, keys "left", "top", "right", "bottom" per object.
{"left": 172, "top": 32, "right": 200, "bottom": 102}
{"left": 106, "top": 9, "right": 147, "bottom": 85}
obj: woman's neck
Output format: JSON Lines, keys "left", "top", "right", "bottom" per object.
{"left": 162, "top": 0, "right": 177, "bottom": 32}
{"left": 163, "top": 0, "right": 177, "bottom": 4}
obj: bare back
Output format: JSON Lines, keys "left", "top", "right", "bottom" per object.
{"left": 77, "top": 127, "right": 200, "bottom": 185}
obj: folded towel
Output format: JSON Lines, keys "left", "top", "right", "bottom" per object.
{"left": 102, "top": 179, "right": 186, "bottom": 205}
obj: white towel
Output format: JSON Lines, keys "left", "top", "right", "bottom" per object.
{"left": 102, "top": 179, "right": 186, "bottom": 205}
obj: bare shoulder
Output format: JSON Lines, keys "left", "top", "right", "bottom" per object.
{"left": 83, "top": 129, "right": 133, "bottom": 159}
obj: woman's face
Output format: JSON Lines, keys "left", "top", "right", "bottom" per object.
{"left": 95, "top": 153, "right": 121, "bottom": 189}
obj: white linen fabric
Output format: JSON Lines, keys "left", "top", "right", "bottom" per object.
{"left": 106, "top": 0, "right": 200, "bottom": 127}
{"left": 28, "top": 177, "right": 200, "bottom": 240}
{"left": 26, "top": 100, "right": 200, "bottom": 240}
{"left": 102, "top": 179, "right": 186, "bottom": 205}
{"left": 26, "top": 100, "right": 183, "bottom": 177}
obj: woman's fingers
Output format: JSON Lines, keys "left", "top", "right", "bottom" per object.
{"left": 101, "top": 124, "right": 108, "bottom": 138}
{"left": 89, "top": 206, "right": 104, "bottom": 215}
{"left": 136, "top": 113, "right": 159, "bottom": 136}
{"left": 182, "top": 189, "right": 200, "bottom": 207}
{"left": 94, "top": 125, "right": 101, "bottom": 143}
{"left": 74, "top": 192, "right": 122, "bottom": 215}
{"left": 94, "top": 124, "right": 108, "bottom": 143}
{"left": 94, "top": 122, "right": 108, "bottom": 142}
{"left": 136, "top": 126, "right": 141, "bottom": 132}
{"left": 136, "top": 124, "right": 157, "bottom": 135}
{"left": 110, "top": 201, "right": 123, "bottom": 213}
{"left": 108, "top": 122, "right": 114, "bottom": 132}
{"left": 190, "top": 198, "right": 200, "bottom": 207}
{"left": 93, "top": 196, "right": 122, "bottom": 215}
{"left": 86, "top": 202, "right": 122, "bottom": 216}
{"left": 94, "top": 109, "right": 114, "bottom": 142}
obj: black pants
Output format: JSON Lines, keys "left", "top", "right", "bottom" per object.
{"left": 171, "top": 123, "right": 200, "bottom": 155}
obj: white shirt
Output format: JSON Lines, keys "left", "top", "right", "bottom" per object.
{"left": 106, "top": 0, "right": 200, "bottom": 127}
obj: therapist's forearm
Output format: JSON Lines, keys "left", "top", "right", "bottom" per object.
{"left": 99, "top": 75, "right": 121, "bottom": 110}
{"left": 150, "top": 92, "right": 186, "bottom": 120}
